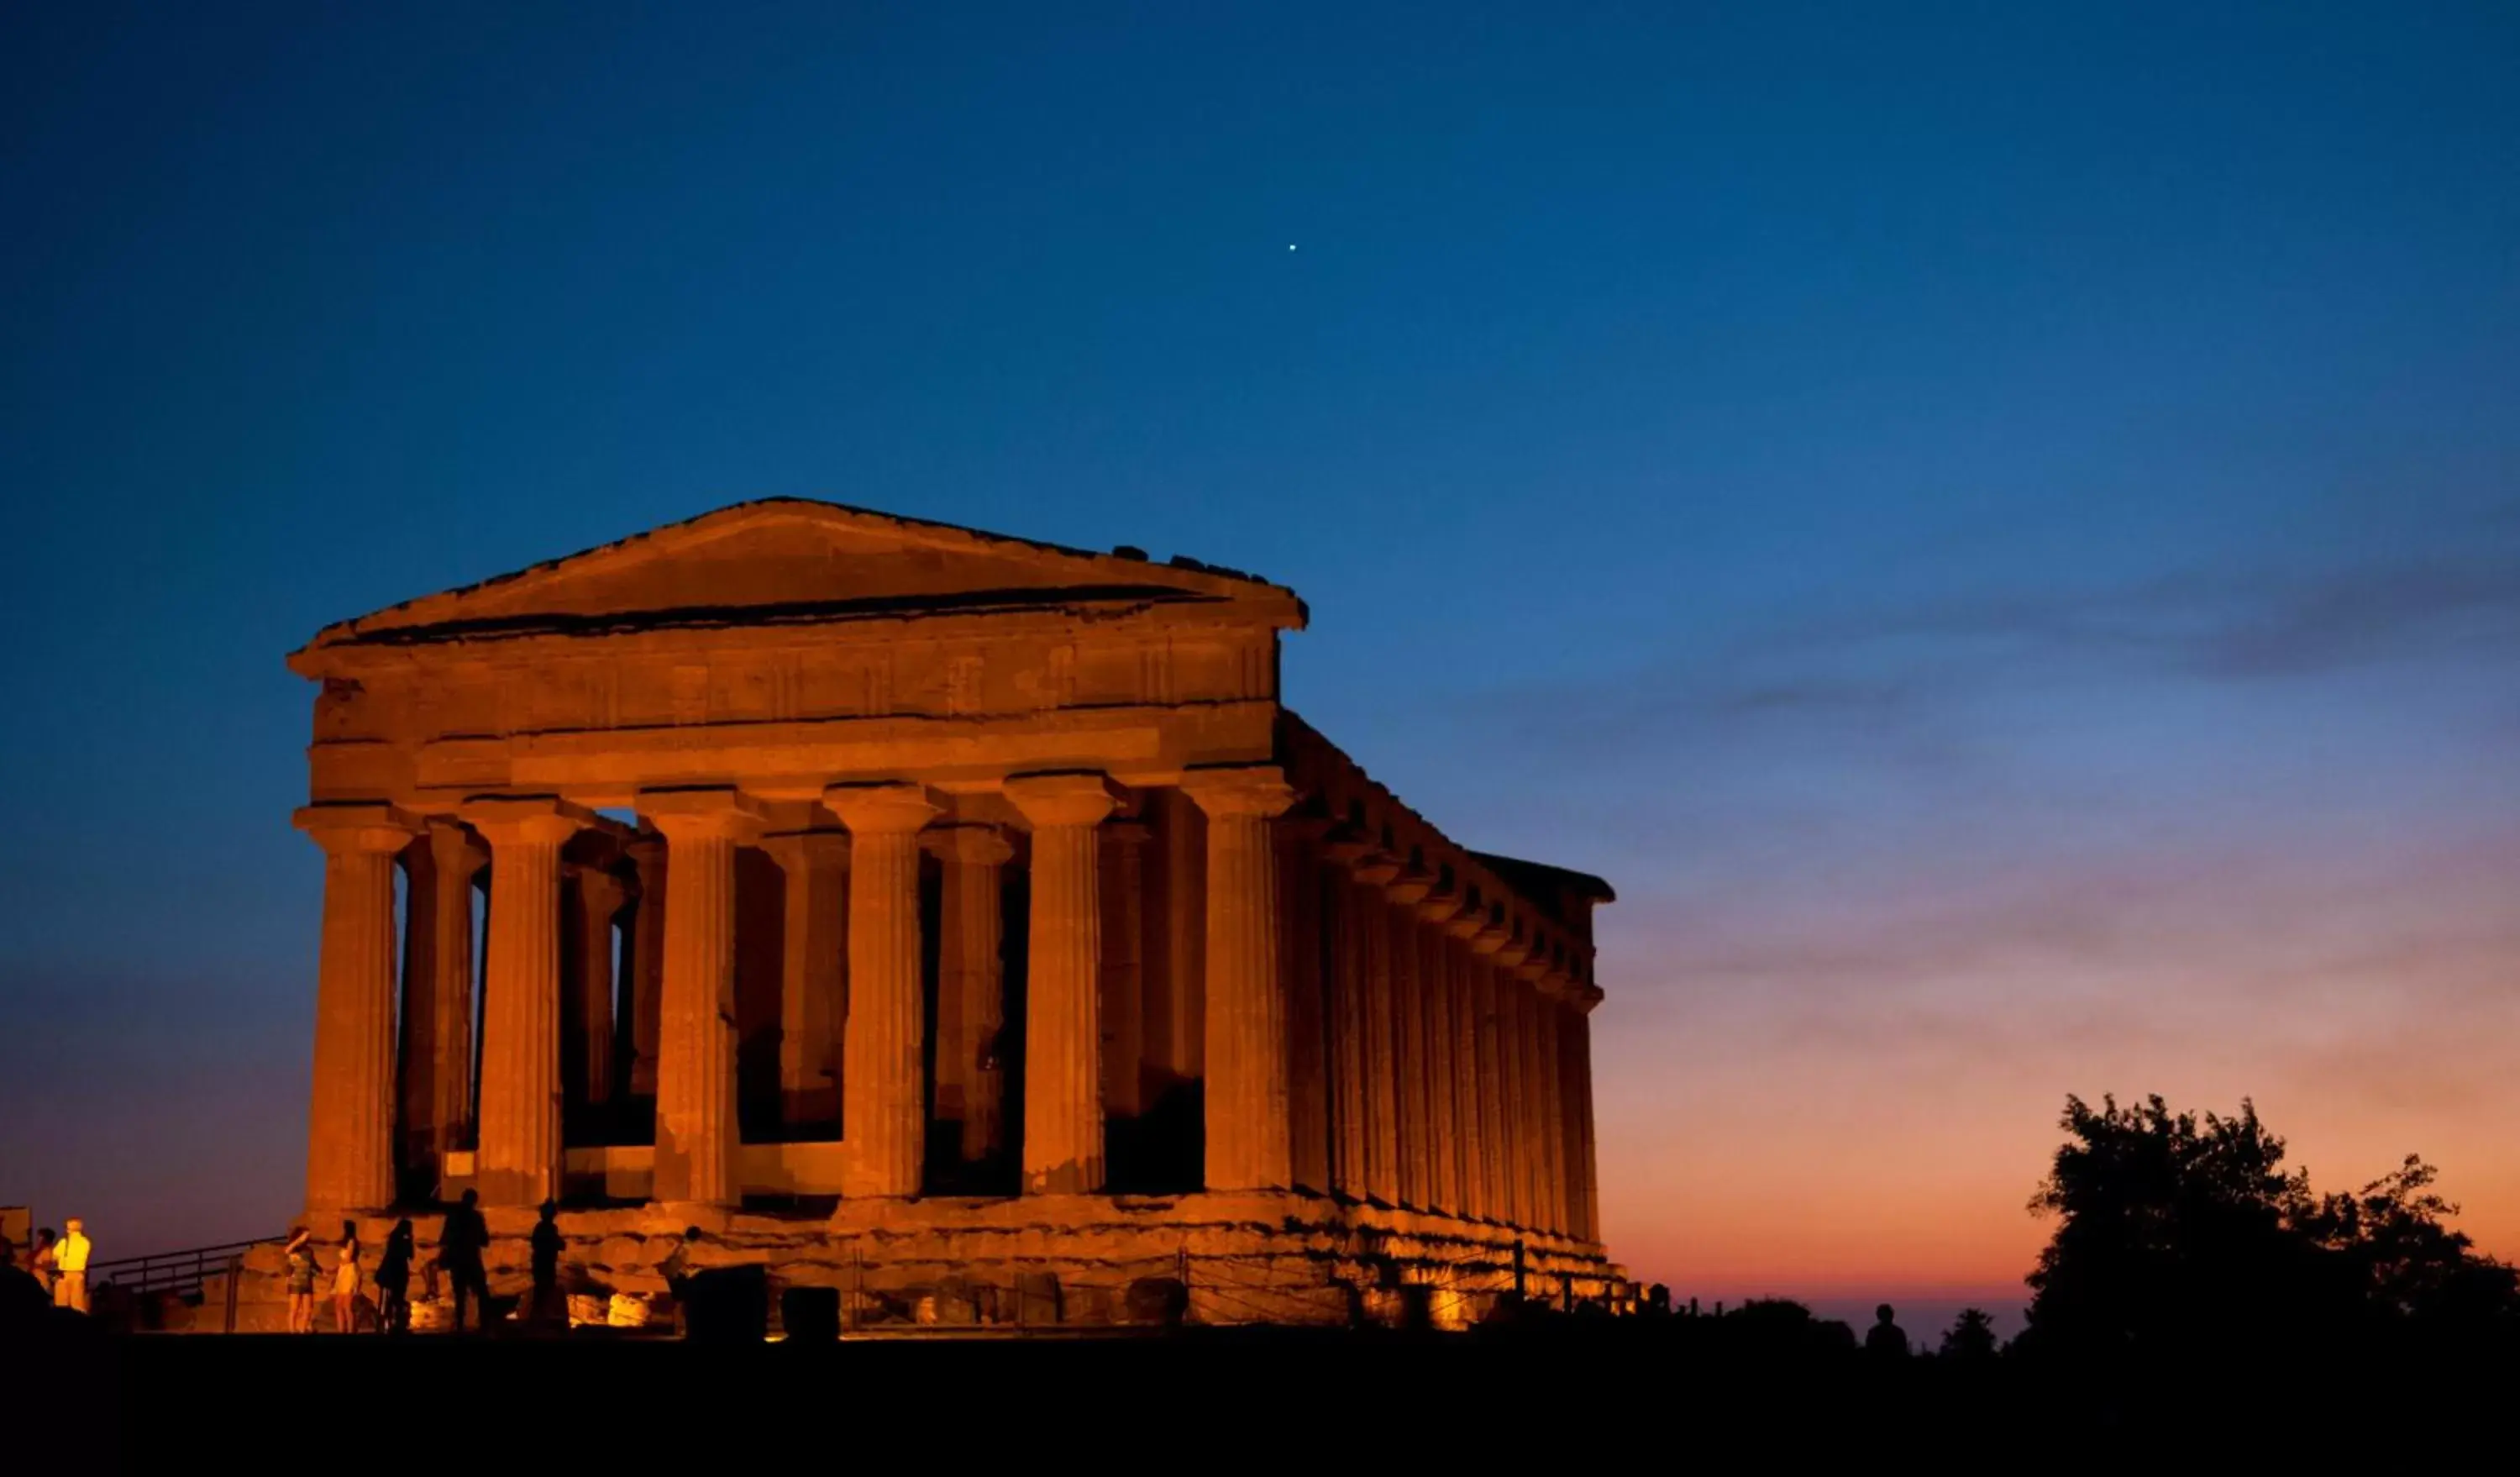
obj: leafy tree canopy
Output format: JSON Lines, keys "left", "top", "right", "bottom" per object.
{"left": 2019, "top": 1094, "right": 2517, "bottom": 1363}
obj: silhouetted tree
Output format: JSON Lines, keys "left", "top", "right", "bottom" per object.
{"left": 1939, "top": 1307, "right": 1998, "bottom": 1362}
{"left": 2019, "top": 1093, "right": 2518, "bottom": 1365}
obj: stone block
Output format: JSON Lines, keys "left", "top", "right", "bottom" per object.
{"left": 1123, "top": 1276, "right": 1189, "bottom": 1326}
{"left": 1015, "top": 1271, "right": 1061, "bottom": 1325}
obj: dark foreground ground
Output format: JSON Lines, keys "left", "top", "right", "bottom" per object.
{"left": 10, "top": 1317, "right": 2512, "bottom": 1464}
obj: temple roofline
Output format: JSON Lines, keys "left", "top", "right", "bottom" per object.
{"left": 1467, "top": 851, "right": 1617, "bottom": 908}
{"left": 296, "top": 497, "right": 1307, "bottom": 657}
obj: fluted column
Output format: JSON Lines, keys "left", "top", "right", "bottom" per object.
{"left": 1352, "top": 853, "right": 1403, "bottom": 1206}
{"left": 1384, "top": 869, "right": 1432, "bottom": 1210}
{"left": 1182, "top": 765, "right": 1298, "bottom": 1192}
{"left": 1469, "top": 942, "right": 1509, "bottom": 1223}
{"left": 624, "top": 833, "right": 667, "bottom": 1101}
{"left": 1571, "top": 986, "right": 1604, "bottom": 1243}
{"left": 464, "top": 797, "right": 585, "bottom": 1207}
{"left": 1321, "top": 839, "right": 1371, "bottom": 1202}
{"left": 398, "top": 819, "right": 485, "bottom": 1188}
{"left": 1533, "top": 980, "right": 1567, "bottom": 1234}
{"left": 1415, "top": 889, "right": 1466, "bottom": 1217}
{"left": 1483, "top": 922, "right": 1530, "bottom": 1228}
{"left": 643, "top": 791, "right": 762, "bottom": 1209}
{"left": 827, "top": 782, "right": 942, "bottom": 1199}
{"left": 1007, "top": 774, "right": 1121, "bottom": 1194}
{"left": 1442, "top": 911, "right": 1489, "bottom": 1220}
{"left": 1513, "top": 978, "right": 1541, "bottom": 1229}
{"left": 563, "top": 865, "right": 627, "bottom": 1139}
{"left": 1100, "top": 818, "right": 1151, "bottom": 1122}
{"left": 1278, "top": 817, "right": 1332, "bottom": 1196}
{"left": 297, "top": 805, "right": 416, "bottom": 1213}
{"left": 762, "top": 829, "right": 849, "bottom": 1134}
{"left": 932, "top": 825, "right": 1013, "bottom": 1162}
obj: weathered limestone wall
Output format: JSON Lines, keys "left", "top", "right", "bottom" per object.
{"left": 210, "top": 1196, "right": 1630, "bottom": 1334}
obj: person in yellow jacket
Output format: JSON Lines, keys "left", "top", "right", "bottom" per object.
{"left": 53, "top": 1217, "right": 91, "bottom": 1312}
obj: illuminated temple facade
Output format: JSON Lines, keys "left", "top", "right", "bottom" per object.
{"left": 279, "top": 501, "right": 1625, "bottom": 1326}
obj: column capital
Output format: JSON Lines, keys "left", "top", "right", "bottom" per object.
{"left": 923, "top": 823, "right": 1014, "bottom": 867}
{"left": 459, "top": 795, "right": 596, "bottom": 846}
{"left": 1469, "top": 915, "right": 1513, "bottom": 955}
{"left": 575, "top": 865, "right": 632, "bottom": 915}
{"left": 1384, "top": 867, "right": 1436, "bottom": 907}
{"left": 1414, "top": 886, "right": 1468, "bottom": 925}
{"left": 1571, "top": 982, "right": 1606, "bottom": 1015}
{"left": 759, "top": 828, "right": 853, "bottom": 868}
{"left": 294, "top": 802, "right": 421, "bottom": 855}
{"left": 1274, "top": 812, "right": 1335, "bottom": 844}
{"left": 1004, "top": 771, "right": 1123, "bottom": 830}
{"left": 419, "top": 817, "right": 490, "bottom": 879}
{"left": 1179, "top": 763, "right": 1296, "bottom": 820}
{"left": 1442, "top": 902, "right": 1489, "bottom": 941}
{"left": 822, "top": 781, "right": 944, "bottom": 835}
{"left": 638, "top": 786, "right": 768, "bottom": 843}
{"left": 1348, "top": 851, "right": 1403, "bottom": 886}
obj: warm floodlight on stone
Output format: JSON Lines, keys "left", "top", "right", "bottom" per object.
{"left": 260, "top": 500, "right": 1628, "bottom": 1331}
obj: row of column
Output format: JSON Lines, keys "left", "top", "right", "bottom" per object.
{"left": 1314, "top": 838, "right": 1600, "bottom": 1242}
{"left": 296, "top": 765, "right": 1305, "bottom": 1216}
{"left": 297, "top": 767, "right": 1602, "bottom": 1242}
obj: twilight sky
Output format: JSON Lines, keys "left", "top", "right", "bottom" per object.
{"left": 3, "top": 4, "right": 2514, "bottom": 1327}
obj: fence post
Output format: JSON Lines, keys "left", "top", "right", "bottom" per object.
{"left": 223, "top": 1254, "right": 242, "bottom": 1333}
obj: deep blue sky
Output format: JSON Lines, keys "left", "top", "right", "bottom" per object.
{"left": 4, "top": 4, "right": 2515, "bottom": 1327}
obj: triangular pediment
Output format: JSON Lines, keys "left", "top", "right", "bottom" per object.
{"left": 299, "top": 500, "right": 1303, "bottom": 654}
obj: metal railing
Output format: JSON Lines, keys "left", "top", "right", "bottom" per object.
{"left": 87, "top": 1238, "right": 281, "bottom": 1329}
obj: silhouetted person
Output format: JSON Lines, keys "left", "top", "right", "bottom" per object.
{"left": 529, "top": 1201, "right": 564, "bottom": 1322}
{"left": 376, "top": 1218, "right": 416, "bottom": 1334}
{"left": 30, "top": 1228, "right": 57, "bottom": 1299}
{"left": 440, "top": 1190, "right": 491, "bottom": 1333}
{"left": 1866, "top": 1303, "right": 1909, "bottom": 1359}
{"left": 657, "top": 1226, "right": 702, "bottom": 1334}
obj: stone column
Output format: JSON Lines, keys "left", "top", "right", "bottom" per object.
{"left": 398, "top": 819, "right": 484, "bottom": 1186}
{"left": 1442, "top": 912, "right": 1488, "bottom": 1221}
{"left": 1278, "top": 817, "right": 1331, "bottom": 1196}
{"left": 1415, "top": 890, "right": 1466, "bottom": 1217}
{"left": 761, "top": 829, "right": 849, "bottom": 1134}
{"left": 930, "top": 825, "right": 1011, "bottom": 1162}
{"left": 624, "top": 833, "right": 667, "bottom": 1101}
{"left": 642, "top": 791, "right": 762, "bottom": 1209}
{"left": 1484, "top": 928, "right": 1530, "bottom": 1229}
{"left": 1007, "top": 774, "right": 1121, "bottom": 1195}
{"left": 1100, "top": 818, "right": 1151, "bottom": 1123}
{"left": 1500, "top": 962, "right": 1543, "bottom": 1230}
{"left": 563, "top": 865, "right": 627, "bottom": 1139}
{"left": 1568, "top": 984, "right": 1604, "bottom": 1243}
{"left": 463, "top": 797, "right": 585, "bottom": 1208}
{"left": 1533, "top": 980, "right": 1567, "bottom": 1235}
{"left": 1352, "top": 854, "right": 1402, "bottom": 1206}
{"left": 297, "top": 805, "right": 415, "bottom": 1213}
{"left": 1383, "top": 870, "right": 1432, "bottom": 1211}
{"left": 1469, "top": 944, "right": 1508, "bottom": 1224}
{"left": 826, "top": 782, "right": 942, "bottom": 1199}
{"left": 1147, "top": 787, "right": 1205, "bottom": 1085}
{"left": 1321, "top": 840, "right": 1371, "bottom": 1204}
{"left": 1182, "top": 765, "right": 1297, "bottom": 1192}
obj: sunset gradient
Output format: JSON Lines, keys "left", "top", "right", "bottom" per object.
{"left": 3, "top": 5, "right": 2513, "bottom": 1327}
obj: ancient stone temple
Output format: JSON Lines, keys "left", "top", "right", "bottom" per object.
{"left": 274, "top": 501, "right": 1626, "bottom": 1328}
